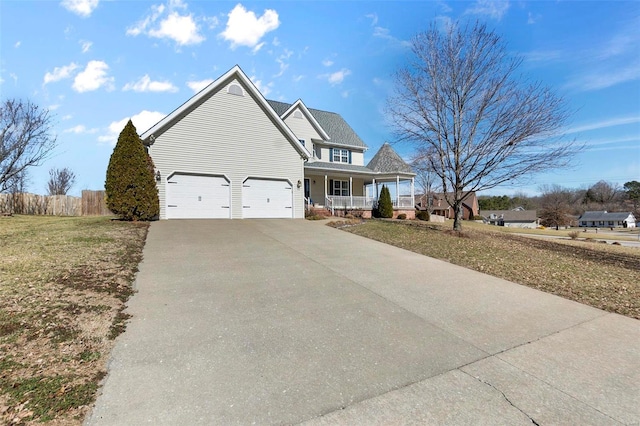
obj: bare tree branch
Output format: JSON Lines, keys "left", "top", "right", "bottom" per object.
{"left": 0, "top": 99, "right": 57, "bottom": 193}
{"left": 47, "top": 167, "right": 76, "bottom": 195}
{"left": 387, "top": 22, "right": 581, "bottom": 230}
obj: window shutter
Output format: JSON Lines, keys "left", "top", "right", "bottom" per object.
{"left": 329, "top": 179, "right": 334, "bottom": 196}
{"left": 329, "top": 148, "right": 333, "bottom": 162}
{"left": 348, "top": 151, "right": 352, "bottom": 164}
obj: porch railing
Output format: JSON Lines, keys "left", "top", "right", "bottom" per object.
{"left": 325, "top": 195, "right": 414, "bottom": 211}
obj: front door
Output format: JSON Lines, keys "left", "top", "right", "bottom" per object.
{"left": 304, "top": 179, "right": 310, "bottom": 199}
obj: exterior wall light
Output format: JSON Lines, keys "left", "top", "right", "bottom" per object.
{"left": 155, "top": 170, "right": 161, "bottom": 181}
{"left": 297, "top": 180, "right": 302, "bottom": 188}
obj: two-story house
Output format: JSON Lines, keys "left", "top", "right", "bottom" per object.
{"left": 141, "top": 65, "right": 414, "bottom": 219}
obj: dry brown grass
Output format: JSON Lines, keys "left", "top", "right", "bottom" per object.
{"left": 0, "top": 215, "right": 148, "bottom": 425}
{"left": 343, "top": 220, "right": 640, "bottom": 319}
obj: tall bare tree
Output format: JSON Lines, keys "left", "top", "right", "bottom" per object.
{"left": 411, "top": 147, "right": 439, "bottom": 212}
{"left": 539, "top": 184, "right": 576, "bottom": 229}
{"left": 1, "top": 99, "right": 57, "bottom": 193}
{"left": 583, "top": 180, "right": 621, "bottom": 211}
{"left": 388, "top": 22, "right": 579, "bottom": 230}
{"left": 47, "top": 167, "right": 76, "bottom": 195}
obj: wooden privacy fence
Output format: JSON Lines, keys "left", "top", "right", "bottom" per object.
{"left": 0, "top": 190, "right": 111, "bottom": 216}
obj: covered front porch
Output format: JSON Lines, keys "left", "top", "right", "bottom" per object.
{"left": 304, "top": 168, "right": 415, "bottom": 217}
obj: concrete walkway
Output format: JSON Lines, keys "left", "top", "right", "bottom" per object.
{"left": 87, "top": 220, "right": 640, "bottom": 425}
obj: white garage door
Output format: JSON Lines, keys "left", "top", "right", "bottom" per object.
{"left": 242, "top": 178, "right": 293, "bottom": 218}
{"left": 166, "top": 174, "right": 230, "bottom": 219}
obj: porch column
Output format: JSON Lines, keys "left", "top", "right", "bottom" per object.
{"left": 411, "top": 177, "right": 415, "bottom": 207}
{"left": 349, "top": 176, "right": 353, "bottom": 207}
{"left": 396, "top": 175, "right": 400, "bottom": 207}
{"left": 324, "top": 175, "right": 328, "bottom": 200}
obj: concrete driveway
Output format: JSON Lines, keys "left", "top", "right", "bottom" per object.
{"left": 87, "top": 220, "right": 640, "bottom": 425}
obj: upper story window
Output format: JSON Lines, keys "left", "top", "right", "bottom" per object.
{"left": 228, "top": 83, "right": 244, "bottom": 96}
{"left": 332, "top": 148, "right": 350, "bottom": 163}
{"left": 299, "top": 139, "right": 305, "bottom": 147}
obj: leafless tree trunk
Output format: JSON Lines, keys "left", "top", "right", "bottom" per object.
{"left": 539, "top": 184, "right": 577, "bottom": 229}
{"left": 1, "top": 99, "right": 57, "bottom": 193}
{"left": 411, "top": 148, "right": 440, "bottom": 212}
{"left": 47, "top": 167, "right": 76, "bottom": 195}
{"left": 387, "top": 22, "right": 580, "bottom": 230}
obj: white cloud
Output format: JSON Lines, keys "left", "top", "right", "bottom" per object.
{"left": 62, "top": 114, "right": 73, "bottom": 120}
{"left": 43, "top": 62, "right": 79, "bottom": 85}
{"left": 61, "top": 0, "right": 99, "bottom": 17}
{"left": 565, "top": 116, "right": 640, "bottom": 134}
{"left": 99, "top": 110, "right": 166, "bottom": 145}
{"left": 524, "top": 49, "right": 562, "bottom": 63}
{"left": 250, "top": 76, "right": 273, "bottom": 96}
{"left": 292, "top": 75, "right": 304, "bottom": 83}
{"left": 64, "top": 124, "right": 98, "bottom": 134}
{"left": 527, "top": 12, "right": 541, "bottom": 25}
{"left": 465, "top": 0, "right": 510, "bottom": 20}
{"left": 372, "top": 26, "right": 411, "bottom": 48}
{"left": 80, "top": 40, "right": 92, "bottom": 53}
{"left": 274, "top": 49, "right": 293, "bottom": 77}
{"left": 220, "top": 4, "right": 279, "bottom": 49}
{"left": 149, "top": 11, "right": 204, "bottom": 45}
{"left": 123, "top": 74, "right": 178, "bottom": 93}
{"left": 14, "top": 41, "right": 21, "bottom": 48}
{"left": 341, "top": 90, "right": 350, "bottom": 98}
{"left": 187, "top": 79, "right": 214, "bottom": 93}
{"left": 365, "top": 13, "right": 378, "bottom": 26}
{"left": 127, "top": 1, "right": 205, "bottom": 46}
{"left": 48, "top": 104, "right": 61, "bottom": 111}
{"left": 72, "top": 60, "right": 114, "bottom": 92}
{"left": 322, "top": 59, "right": 334, "bottom": 67}
{"left": 321, "top": 68, "right": 351, "bottom": 85}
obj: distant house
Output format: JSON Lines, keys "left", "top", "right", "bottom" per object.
{"left": 415, "top": 192, "right": 479, "bottom": 220}
{"left": 578, "top": 211, "right": 636, "bottom": 228}
{"left": 482, "top": 208, "right": 539, "bottom": 229}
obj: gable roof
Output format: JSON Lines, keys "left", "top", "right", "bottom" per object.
{"left": 267, "top": 100, "right": 367, "bottom": 149}
{"left": 139, "top": 65, "right": 309, "bottom": 159}
{"left": 579, "top": 211, "right": 635, "bottom": 221}
{"left": 366, "top": 142, "right": 414, "bottom": 174}
{"left": 279, "top": 99, "right": 330, "bottom": 141}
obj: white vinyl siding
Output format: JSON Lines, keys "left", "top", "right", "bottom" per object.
{"left": 149, "top": 79, "right": 304, "bottom": 219}
{"left": 283, "top": 109, "right": 323, "bottom": 152}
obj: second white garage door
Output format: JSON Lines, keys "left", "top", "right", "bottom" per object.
{"left": 242, "top": 178, "right": 293, "bottom": 218}
{"left": 166, "top": 174, "right": 230, "bottom": 219}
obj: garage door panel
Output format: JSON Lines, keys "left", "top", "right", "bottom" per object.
{"left": 242, "top": 179, "right": 293, "bottom": 219}
{"left": 167, "top": 174, "right": 230, "bottom": 219}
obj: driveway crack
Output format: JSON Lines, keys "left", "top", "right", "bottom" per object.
{"left": 460, "top": 370, "right": 540, "bottom": 426}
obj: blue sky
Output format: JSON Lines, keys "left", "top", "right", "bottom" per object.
{"left": 1, "top": 0, "right": 638, "bottom": 197}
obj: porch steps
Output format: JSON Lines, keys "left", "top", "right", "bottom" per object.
{"left": 307, "top": 206, "right": 332, "bottom": 217}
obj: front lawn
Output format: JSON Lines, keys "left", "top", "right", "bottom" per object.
{"left": 342, "top": 220, "right": 640, "bottom": 320}
{"left": 0, "top": 215, "right": 148, "bottom": 425}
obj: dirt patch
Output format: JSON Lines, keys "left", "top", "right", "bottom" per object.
{"left": 0, "top": 216, "right": 148, "bottom": 425}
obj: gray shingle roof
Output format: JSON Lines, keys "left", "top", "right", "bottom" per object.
{"left": 579, "top": 211, "right": 634, "bottom": 221}
{"left": 304, "top": 162, "right": 374, "bottom": 174}
{"left": 481, "top": 210, "right": 538, "bottom": 222}
{"left": 267, "top": 100, "right": 367, "bottom": 149}
{"left": 366, "top": 143, "right": 414, "bottom": 174}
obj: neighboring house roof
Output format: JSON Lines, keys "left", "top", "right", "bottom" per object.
{"left": 366, "top": 143, "right": 414, "bottom": 175}
{"left": 482, "top": 210, "right": 538, "bottom": 222}
{"left": 140, "top": 65, "right": 310, "bottom": 159}
{"left": 267, "top": 100, "right": 368, "bottom": 149}
{"left": 579, "top": 211, "right": 635, "bottom": 221}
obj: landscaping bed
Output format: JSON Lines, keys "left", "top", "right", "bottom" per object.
{"left": 342, "top": 220, "right": 640, "bottom": 319}
{"left": 0, "top": 215, "right": 148, "bottom": 425}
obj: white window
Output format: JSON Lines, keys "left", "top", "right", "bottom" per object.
{"left": 333, "top": 148, "right": 349, "bottom": 163}
{"left": 299, "top": 139, "right": 305, "bottom": 147}
{"left": 333, "top": 180, "right": 349, "bottom": 196}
